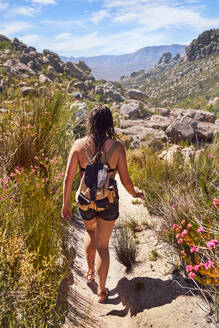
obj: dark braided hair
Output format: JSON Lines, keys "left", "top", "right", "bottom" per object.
{"left": 86, "top": 104, "right": 117, "bottom": 152}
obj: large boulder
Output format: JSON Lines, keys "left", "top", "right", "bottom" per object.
{"left": 116, "top": 125, "right": 168, "bottom": 149}
{"left": 144, "top": 115, "right": 172, "bottom": 131}
{"left": 76, "top": 60, "right": 91, "bottom": 74}
{"left": 39, "top": 74, "right": 52, "bottom": 83}
{"left": 64, "top": 62, "right": 88, "bottom": 80}
{"left": 166, "top": 116, "right": 197, "bottom": 142}
{"left": 94, "top": 84, "right": 123, "bottom": 103}
{"left": 158, "top": 145, "right": 200, "bottom": 163}
{"left": 4, "top": 59, "right": 36, "bottom": 76}
{"left": 20, "top": 87, "right": 37, "bottom": 96}
{"left": 149, "top": 107, "right": 170, "bottom": 117}
{"left": 0, "top": 34, "right": 10, "bottom": 42}
{"left": 196, "top": 122, "right": 217, "bottom": 142}
{"left": 120, "top": 119, "right": 146, "bottom": 129}
{"left": 127, "top": 89, "right": 145, "bottom": 101}
{"left": 120, "top": 100, "right": 142, "bottom": 119}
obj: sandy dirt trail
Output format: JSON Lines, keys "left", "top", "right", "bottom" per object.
{"left": 63, "top": 176, "right": 216, "bottom": 328}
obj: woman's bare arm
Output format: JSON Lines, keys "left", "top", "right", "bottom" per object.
{"left": 61, "top": 141, "right": 79, "bottom": 220}
{"left": 117, "top": 144, "right": 145, "bottom": 199}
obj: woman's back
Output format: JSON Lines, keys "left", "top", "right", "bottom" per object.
{"left": 76, "top": 136, "right": 122, "bottom": 171}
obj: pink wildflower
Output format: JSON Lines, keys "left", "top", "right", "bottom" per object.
{"left": 189, "top": 272, "right": 196, "bottom": 279}
{"left": 186, "top": 265, "right": 193, "bottom": 272}
{"left": 207, "top": 260, "right": 215, "bottom": 269}
{"left": 193, "top": 265, "right": 200, "bottom": 272}
{"left": 197, "top": 227, "right": 204, "bottom": 233}
{"left": 207, "top": 239, "right": 218, "bottom": 248}
{"left": 177, "top": 239, "right": 183, "bottom": 244}
{"left": 213, "top": 198, "right": 219, "bottom": 207}
{"left": 199, "top": 262, "right": 204, "bottom": 267}
{"left": 172, "top": 224, "right": 178, "bottom": 230}
{"left": 178, "top": 225, "right": 182, "bottom": 231}
{"left": 176, "top": 233, "right": 181, "bottom": 239}
{"left": 187, "top": 223, "right": 192, "bottom": 229}
{"left": 190, "top": 245, "right": 199, "bottom": 253}
{"left": 181, "top": 219, "right": 186, "bottom": 225}
{"left": 181, "top": 229, "right": 188, "bottom": 238}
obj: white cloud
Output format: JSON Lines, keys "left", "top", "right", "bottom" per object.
{"left": 32, "top": 0, "right": 56, "bottom": 4}
{"left": 0, "top": 21, "right": 32, "bottom": 36}
{"left": 10, "top": 6, "right": 37, "bottom": 17}
{"left": 0, "top": 1, "right": 8, "bottom": 11}
{"left": 20, "top": 34, "right": 41, "bottom": 45}
{"left": 105, "top": 1, "right": 219, "bottom": 31}
{"left": 89, "top": 9, "right": 111, "bottom": 24}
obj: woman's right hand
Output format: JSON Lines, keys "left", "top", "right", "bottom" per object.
{"left": 61, "top": 203, "right": 72, "bottom": 222}
{"left": 133, "top": 192, "right": 145, "bottom": 200}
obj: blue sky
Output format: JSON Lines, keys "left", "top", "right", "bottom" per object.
{"left": 0, "top": 0, "right": 219, "bottom": 57}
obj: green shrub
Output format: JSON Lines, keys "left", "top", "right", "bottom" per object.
{"left": 114, "top": 226, "right": 138, "bottom": 272}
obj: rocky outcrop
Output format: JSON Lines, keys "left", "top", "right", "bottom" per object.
{"left": 166, "top": 116, "right": 197, "bottom": 143}
{"left": 127, "top": 89, "right": 145, "bottom": 101}
{"left": 118, "top": 107, "right": 218, "bottom": 148}
{"left": 185, "top": 28, "right": 219, "bottom": 61}
{"left": 20, "top": 87, "right": 37, "bottom": 96}
{"left": 0, "top": 35, "right": 93, "bottom": 83}
{"left": 120, "top": 100, "right": 143, "bottom": 119}
{"left": 95, "top": 83, "right": 123, "bottom": 103}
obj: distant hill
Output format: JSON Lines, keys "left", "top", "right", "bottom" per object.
{"left": 120, "top": 29, "right": 219, "bottom": 110}
{"left": 60, "top": 44, "right": 186, "bottom": 81}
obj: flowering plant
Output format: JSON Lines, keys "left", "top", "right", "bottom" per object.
{"left": 172, "top": 220, "right": 219, "bottom": 285}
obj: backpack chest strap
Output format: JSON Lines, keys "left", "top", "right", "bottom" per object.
{"left": 83, "top": 140, "right": 120, "bottom": 164}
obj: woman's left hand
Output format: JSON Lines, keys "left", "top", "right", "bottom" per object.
{"left": 61, "top": 203, "right": 72, "bottom": 221}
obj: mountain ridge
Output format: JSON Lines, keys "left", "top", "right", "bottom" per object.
{"left": 60, "top": 44, "right": 186, "bottom": 81}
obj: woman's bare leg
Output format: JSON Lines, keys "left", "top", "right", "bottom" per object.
{"left": 83, "top": 218, "right": 97, "bottom": 274}
{"left": 95, "top": 217, "right": 115, "bottom": 293}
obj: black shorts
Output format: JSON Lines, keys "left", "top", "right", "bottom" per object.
{"left": 77, "top": 200, "right": 119, "bottom": 221}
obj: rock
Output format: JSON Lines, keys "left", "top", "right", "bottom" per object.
{"left": 159, "top": 145, "right": 203, "bottom": 163}
{"left": 4, "top": 59, "right": 36, "bottom": 76}
{"left": 39, "top": 74, "right": 52, "bottom": 83}
{"left": 166, "top": 116, "right": 197, "bottom": 142}
{"left": 74, "top": 81, "right": 86, "bottom": 90}
{"left": 66, "top": 80, "right": 74, "bottom": 92}
{"left": 120, "top": 100, "right": 142, "bottom": 119}
{"left": 105, "top": 89, "right": 123, "bottom": 102}
{"left": 0, "top": 79, "right": 5, "bottom": 92}
{"left": 117, "top": 125, "right": 168, "bottom": 148}
{"left": 17, "top": 82, "right": 27, "bottom": 88}
{"left": 84, "top": 80, "right": 94, "bottom": 90}
{"left": 42, "top": 56, "right": 50, "bottom": 65}
{"left": 76, "top": 60, "right": 91, "bottom": 74}
{"left": 95, "top": 84, "right": 123, "bottom": 102}
{"left": 0, "top": 34, "right": 10, "bottom": 42}
{"left": 20, "top": 87, "right": 37, "bottom": 96}
{"left": 19, "top": 55, "right": 33, "bottom": 65}
{"left": 120, "top": 119, "right": 146, "bottom": 129}
{"left": 196, "top": 122, "right": 217, "bottom": 142}
{"left": 64, "top": 62, "right": 88, "bottom": 80}
{"left": 0, "top": 108, "right": 8, "bottom": 114}
{"left": 144, "top": 115, "right": 172, "bottom": 131}
{"left": 185, "top": 109, "right": 216, "bottom": 123}
{"left": 149, "top": 108, "right": 170, "bottom": 116}
{"left": 127, "top": 89, "right": 145, "bottom": 101}
{"left": 43, "top": 49, "right": 60, "bottom": 60}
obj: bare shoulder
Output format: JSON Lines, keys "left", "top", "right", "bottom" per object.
{"left": 73, "top": 137, "right": 88, "bottom": 148}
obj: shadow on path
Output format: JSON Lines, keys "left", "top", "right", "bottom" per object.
{"left": 106, "top": 275, "right": 192, "bottom": 317}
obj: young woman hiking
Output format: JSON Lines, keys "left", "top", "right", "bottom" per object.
{"left": 61, "top": 104, "right": 145, "bottom": 303}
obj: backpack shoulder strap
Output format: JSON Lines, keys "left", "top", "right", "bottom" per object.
{"left": 82, "top": 142, "right": 93, "bottom": 163}
{"left": 105, "top": 141, "right": 120, "bottom": 163}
